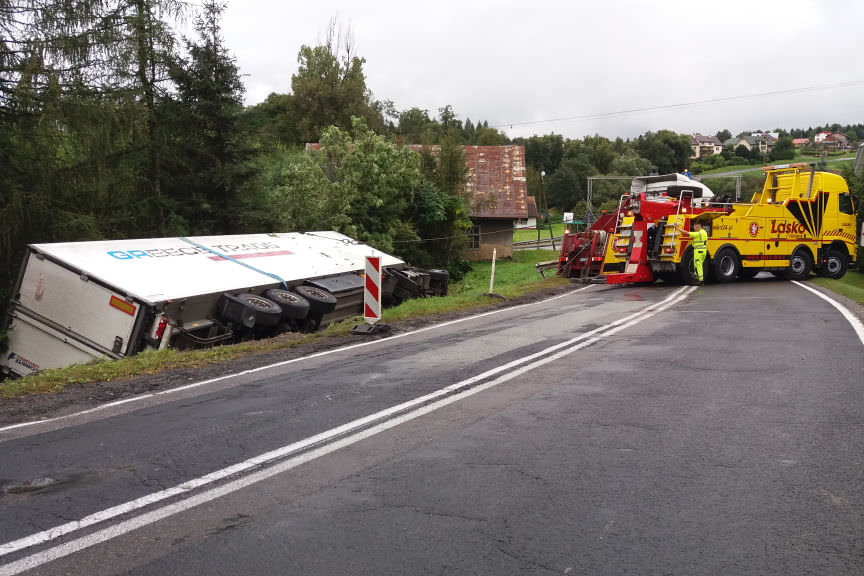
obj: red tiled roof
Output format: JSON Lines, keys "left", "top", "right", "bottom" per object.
{"left": 397, "top": 145, "right": 528, "bottom": 220}
{"left": 461, "top": 146, "right": 528, "bottom": 219}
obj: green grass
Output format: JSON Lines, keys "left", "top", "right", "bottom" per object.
{"left": 810, "top": 268, "right": 864, "bottom": 307}
{"left": 513, "top": 222, "right": 569, "bottom": 243}
{"left": 1, "top": 250, "right": 565, "bottom": 398}
{"left": 696, "top": 154, "right": 855, "bottom": 175}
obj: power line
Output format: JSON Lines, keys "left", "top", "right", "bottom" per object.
{"left": 493, "top": 80, "right": 864, "bottom": 130}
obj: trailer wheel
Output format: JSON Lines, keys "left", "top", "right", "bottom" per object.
{"left": 818, "top": 250, "right": 847, "bottom": 279}
{"left": 235, "top": 293, "right": 283, "bottom": 327}
{"left": 264, "top": 289, "right": 311, "bottom": 321}
{"left": 782, "top": 248, "right": 812, "bottom": 281}
{"left": 712, "top": 248, "right": 740, "bottom": 283}
{"left": 294, "top": 285, "right": 337, "bottom": 314}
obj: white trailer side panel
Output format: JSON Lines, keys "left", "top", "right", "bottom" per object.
{"left": 16, "top": 254, "right": 143, "bottom": 354}
{"left": 5, "top": 312, "right": 106, "bottom": 375}
{"left": 29, "top": 232, "right": 403, "bottom": 304}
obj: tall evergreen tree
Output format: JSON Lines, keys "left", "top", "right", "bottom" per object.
{"left": 169, "top": 0, "right": 249, "bottom": 234}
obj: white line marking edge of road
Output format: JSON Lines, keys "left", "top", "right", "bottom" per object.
{"left": 792, "top": 280, "right": 864, "bottom": 346}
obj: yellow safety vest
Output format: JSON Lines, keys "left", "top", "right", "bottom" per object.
{"left": 691, "top": 228, "right": 708, "bottom": 251}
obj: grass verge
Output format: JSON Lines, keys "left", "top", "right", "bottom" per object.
{"left": 1, "top": 250, "right": 565, "bottom": 399}
{"left": 513, "top": 223, "right": 568, "bottom": 243}
{"left": 810, "top": 268, "right": 864, "bottom": 307}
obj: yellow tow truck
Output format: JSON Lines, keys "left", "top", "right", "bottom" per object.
{"left": 693, "top": 163, "right": 857, "bottom": 282}
{"left": 601, "top": 164, "right": 858, "bottom": 284}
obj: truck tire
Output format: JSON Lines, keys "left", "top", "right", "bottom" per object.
{"left": 219, "top": 295, "right": 257, "bottom": 329}
{"left": 294, "top": 285, "right": 337, "bottom": 315}
{"left": 782, "top": 248, "right": 813, "bottom": 281}
{"left": 712, "top": 248, "right": 740, "bottom": 283}
{"left": 235, "top": 293, "right": 283, "bottom": 327}
{"left": 818, "top": 249, "right": 847, "bottom": 279}
{"left": 264, "top": 289, "right": 310, "bottom": 321}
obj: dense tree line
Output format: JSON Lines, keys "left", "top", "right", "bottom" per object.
{"left": 1, "top": 0, "right": 861, "bottom": 332}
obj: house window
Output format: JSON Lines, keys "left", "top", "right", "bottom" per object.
{"left": 470, "top": 224, "right": 481, "bottom": 249}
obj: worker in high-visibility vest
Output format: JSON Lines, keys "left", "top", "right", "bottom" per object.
{"left": 676, "top": 220, "right": 708, "bottom": 284}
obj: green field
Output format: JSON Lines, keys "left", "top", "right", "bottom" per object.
{"left": 513, "top": 222, "right": 568, "bottom": 243}
{"left": 696, "top": 154, "right": 855, "bottom": 176}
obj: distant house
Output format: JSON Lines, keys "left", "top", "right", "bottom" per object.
{"left": 750, "top": 132, "right": 777, "bottom": 154}
{"left": 460, "top": 146, "right": 529, "bottom": 260}
{"left": 819, "top": 132, "right": 849, "bottom": 150}
{"left": 814, "top": 131, "right": 832, "bottom": 143}
{"left": 724, "top": 136, "right": 742, "bottom": 149}
{"left": 516, "top": 196, "right": 538, "bottom": 230}
{"left": 726, "top": 134, "right": 774, "bottom": 154}
{"left": 689, "top": 134, "right": 724, "bottom": 159}
{"left": 792, "top": 138, "right": 810, "bottom": 148}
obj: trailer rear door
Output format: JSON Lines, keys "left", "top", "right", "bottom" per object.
{"left": 14, "top": 252, "right": 144, "bottom": 355}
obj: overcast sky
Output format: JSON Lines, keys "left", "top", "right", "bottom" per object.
{"left": 219, "top": 0, "right": 864, "bottom": 140}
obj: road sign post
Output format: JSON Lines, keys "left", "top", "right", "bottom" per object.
{"left": 352, "top": 255, "right": 390, "bottom": 335}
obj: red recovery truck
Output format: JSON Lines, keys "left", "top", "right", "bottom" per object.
{"left": 553, "top": 213, "right": 618, "bottom": 280}
{"left": 600, "top": 174, "right": 725, "bottom": 284}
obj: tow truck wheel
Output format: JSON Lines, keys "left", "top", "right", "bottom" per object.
{"left": 712, "top": 248, "right": 740, "bottom": 283}
{"left": 819, "top": 250, "right": 847, "bottom": 279}
{"left": 782, "top": 248, "right": 813, "bottom": 281}
{"left": 264, "top": 289, "right": 311, "bottom": 321}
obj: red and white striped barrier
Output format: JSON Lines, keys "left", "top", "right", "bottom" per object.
{"left": 364, "top": 256, "right": 381, "bottom": 325}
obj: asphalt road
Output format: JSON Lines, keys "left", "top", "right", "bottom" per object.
{"left": 1, "top": 278, "right": 863, "bottom": 575}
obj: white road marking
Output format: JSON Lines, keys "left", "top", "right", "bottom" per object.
{"left": 0, "top": 287, "right": 694, "bottom": 574}
{"left": 0, "top": 285, "right": 599, "bottom": 434}
{"left": 793, "top": 281, "right": 864, "bottom": 347}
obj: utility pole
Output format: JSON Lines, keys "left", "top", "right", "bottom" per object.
{"left": 537, "top": 170, "right": 545, "bottom": 244}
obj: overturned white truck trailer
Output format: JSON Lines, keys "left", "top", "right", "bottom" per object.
{"left": 1, "top": 232, "right": 405, "bottom": 378}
